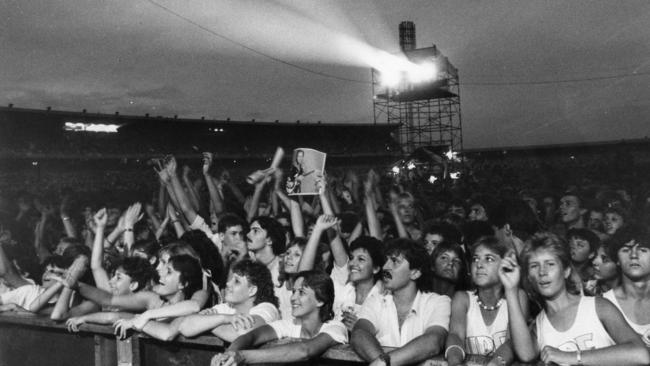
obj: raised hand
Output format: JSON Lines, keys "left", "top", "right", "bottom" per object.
{"left": 93, "top": 208, "right": 108, "bottom": 229}
{"left": 498, "top": 252, "right": 521, "bottom": 290}
{"left": 314, "top": 214, "right": 339, "bottom": 232}
{"left": 123, "top": 203, "right": 143, "bottom": 229}
{"left": 202, "top": 152, "right": 214, "bottom": 175}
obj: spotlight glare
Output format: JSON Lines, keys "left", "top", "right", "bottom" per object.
{"left": 450, "top": 171, "right": 461, "bottom": 180}
{"left": 391, "top": 166, "right": 400, "bottom": 174}
{"left": 407, "top": 161, "right": 416, "bottom": 170}
{"left": 428, "top": 175, "right": 437, "bottom": 184}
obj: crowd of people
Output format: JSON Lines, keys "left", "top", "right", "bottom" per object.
{"left": 0, "top": 148, "right": 650, "bottom": 366}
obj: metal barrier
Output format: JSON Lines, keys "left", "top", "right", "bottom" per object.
{"left": 0, "top": 313, "right": 499, "bottom": 366}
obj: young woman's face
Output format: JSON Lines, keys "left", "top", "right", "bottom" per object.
{"left": 283, "top": 245, "right": 303, "bottom": 274}
{"left": 290, "top": 277, "right": 322, "bottom": 319}
{"left": 41, "top": 264, "right": 65, "bottom": 289}
{"left": 225, "top": 272, "right": 252, "bottom": 305}
{"left": 109, "top": 267, "right": 135, "bottom": 296}
{"left": 471, "top": 245, "right": 501, "bottom": 287}
{"left": 154, "top": 262, "right": 184, "bottom": 297}
{"left": 592, "top": 247, "right": 618, "bottom": 281}
{"left": 423, "top": 233, "right": 443, "bottom": 255}
{"left": 348, "top": 248, "right": 377, "bottom": 283}
{"left": 569, "top": 237, "right": 592, "bottom": 264}
{"left": 156, "top": 252, "right": 171, "bottom": 278}
{"left": 617, "top": 242, "right": 650, "bottom": 280}
{"left": 433, "top": 250, "right": 462, "bottom": 282}
{"left": 604, "top": 213, "right": 624, "bottom": 235}
{"left": 527, "top": 249, "right": 570, "bottom": 299}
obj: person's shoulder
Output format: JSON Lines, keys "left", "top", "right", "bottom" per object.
{"left": 419, "top": 290, "right": 451, "bottom": 305}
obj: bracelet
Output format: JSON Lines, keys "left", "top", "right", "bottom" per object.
{"left": 576, "top": 348, "right": 583, "bottom": 365}
{"left": 444, "top": 345, "right": 466, "bottom": 361}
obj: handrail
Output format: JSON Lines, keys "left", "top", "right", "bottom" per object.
{"left": 0, "top": 313, "right": 508, "bottom": 366}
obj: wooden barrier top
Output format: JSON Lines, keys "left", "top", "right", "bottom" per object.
{"left": 0, "top": 312, "right": 502, "bottom": 365}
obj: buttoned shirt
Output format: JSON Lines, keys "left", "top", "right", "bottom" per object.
{"left": 358, "top": 290, "right": 451, "bottom": 347}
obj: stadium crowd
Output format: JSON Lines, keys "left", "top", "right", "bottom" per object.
{"left": 0, "top": 148, "right": 649, "bottom": 366}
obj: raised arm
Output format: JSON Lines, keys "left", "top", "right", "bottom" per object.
{"left": 166, "top": 157, "right": 198, "bottom": 225}
{"left": 289, "top": 197, "right": 305, "bottom": 238}
{"left": 364, "top": 170, "right": 383, "bottom": 240}
{"left": 202, "top": 152, "right": 225, "bottom": 216}
{"left": 247, "top": 177, "right": 269, "bottom": 223}
{"left": 122, "top": 202, "right": 142, "bottom": 253}
{"left": 499, "top": 254, "right": 538, "bottom": 363}
{"left": 60, "top": 197, "right": 77, "bottom": 239}
{"left": 298, "top": 215, "right": 338, "bottom": 271}
{"left": 90, "top": 208, "right": 110, "bottom": 291}
{"left": 182, "top": 165, "right": 201, "bottom": 213}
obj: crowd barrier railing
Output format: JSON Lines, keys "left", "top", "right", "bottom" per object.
{"left": 0, "top": 313, "right": 529, "bottom": 366}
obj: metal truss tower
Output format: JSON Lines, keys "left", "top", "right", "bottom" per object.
{"left": 373, "top": 22, "right": 463, "bottom": 157}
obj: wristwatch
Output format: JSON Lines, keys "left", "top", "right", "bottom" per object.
{"left": 378, "top": 352, "right": 391, "bottom": 366}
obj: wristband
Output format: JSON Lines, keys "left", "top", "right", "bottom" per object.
{"left": 445, "top": 345, "right": 466, "bottom": 361}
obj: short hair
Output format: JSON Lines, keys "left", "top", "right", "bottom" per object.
{"left": 430, "top": 241, "right": 469, "bottom": 289}
{"left": 349, "top": 236, "right": 385, "bottom": 281}
{"left": 251, "top": 216, "right": 286, "bottom": 255}
{"left": 231, "top": 259, "right": 278, "bottom": 308}
{"left": 470, "top": 235, "right": 510, "bottom": 258}
{"left": 217, "top": 213, "right": 247, "bottom": 234}
{"left": 462, "top": 221, "right": 495, "bottom": 249}
{"left": 566, "top": 228, "right": 600, "bottom": 254}
{"left": 168, "top": 255, "right": 203, "bottom": 299}
{"left": 607, "top": 225, "right": 650, "bottom": 260}
{"left": 180, "top": 230, "right": 225, "bottom": 288}
{"left": 131, "top": 239, "right": 161, "bottom": 260}
{"left": 385, "top": 238, "right": 432, "bottom": 292}
{"left": 296, "top": 270, "right": 335, "bottom": 323}
{"left": 115, "top": 257, "right": 156, "bottom": 292}
{"left": 424, "top": 222, "right": 462, "bottom": 245}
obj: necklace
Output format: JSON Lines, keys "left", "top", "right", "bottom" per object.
{"left": 477, "top": 296, "right": 502, "bottom": 311}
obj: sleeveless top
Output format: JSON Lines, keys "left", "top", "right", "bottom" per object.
{"left": 535, "top": 296, "right": 614, "bottom": 353}
{"left": 464, "top": 291, "right": 509, "bottom": 356}
{"left": 603, "top": 290, "right": 650, "bottom": 346}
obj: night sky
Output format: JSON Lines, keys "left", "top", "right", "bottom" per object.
{"left": 1, "top": 0, "right": 648, "bottom": 148}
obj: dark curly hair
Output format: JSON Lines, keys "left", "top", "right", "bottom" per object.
{"left": 115, "top": 256, "right": 157, "bottom": 292}
{"left": 231, "top": 259, "right": 279, "bottom": 308}
{"left": 296, "top": 270, "right": 334, "bottom": 323}
{"left": 251, "top": 216, "right": 286, "bottom": 256}
{"left": 349, "top": 236, "right": 385, "bottom": 282}
{"left": 385, "top": 238, "right": 433, "bottom": 292}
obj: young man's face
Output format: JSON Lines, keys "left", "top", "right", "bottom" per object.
{"left": 468, "top": 204, "right": 488, "bottom": 221}
{"left": 559, "top": 195, "right": 582, "bottom": 224}
{"left": 246, "top": 221, "right": 269, "bottom": 253}
{"left": 618, "top": 241, "right": 650, "bottom": 281}
{"left": 588, "top": 211, "right": 604, "bottom": 232}
{"left": 382, "top": 252, "right": 418, "bottom": 291}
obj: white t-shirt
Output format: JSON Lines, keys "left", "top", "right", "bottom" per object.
{"left": 274, "top": 284, "right": 294, "bottom": 320}
{"left": 330, "top": 263, "right": 385, "bottom": 320}
{"left": 603, "top": 290, "right": 650, "bottom": 347}
{"left": 269, "top": 318, "right": 348, "bottom": 344}
{"left": 358, "top": 290, "right": 451, "bottom": 347}
{"left": 209, "top": 302, "right": 280, "bottom": 325}
{"left": 0, "top": 284, "right": 46, "bottom": 309}
{"left": 535, "top": 296, "right": 614, "bottom": 354}
{"left": 190, "top": 215, "right": 222, "bottom": 250}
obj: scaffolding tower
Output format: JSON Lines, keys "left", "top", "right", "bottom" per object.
{"left": 373, "top": 23, "right": 463, "bottom": 157}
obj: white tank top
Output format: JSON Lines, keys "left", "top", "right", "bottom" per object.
{"left": 603, "top": 290, "right": 650, "bottom": 346}
{"left": 465, "top": 291, "right": 509, "bottom": 356}
{"left": 535, "top": 296, "right": 614, "bottom": 352}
